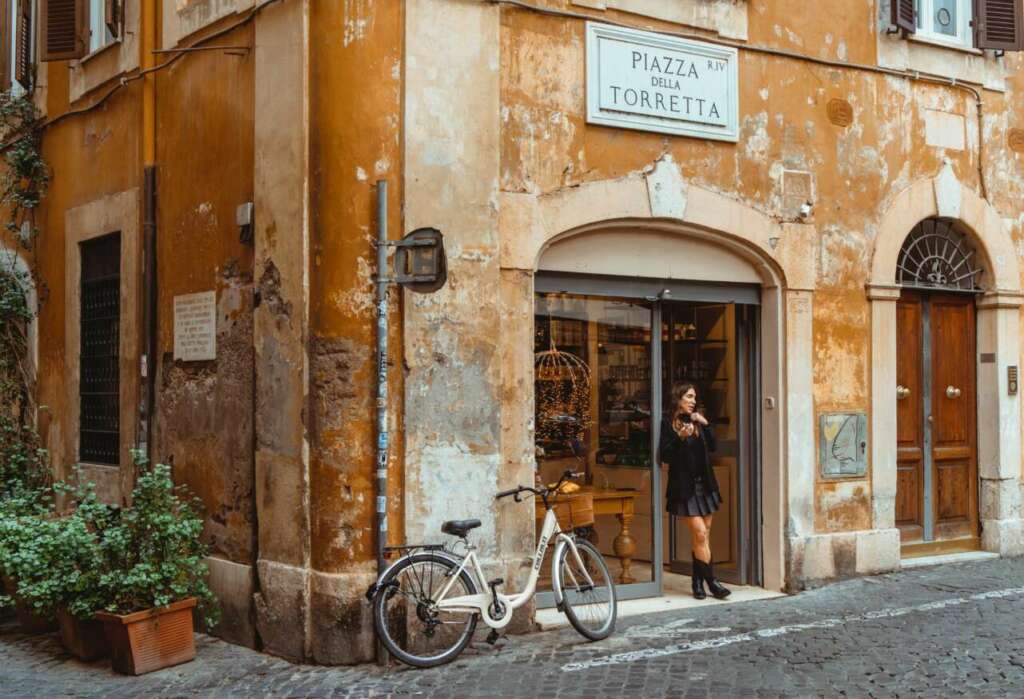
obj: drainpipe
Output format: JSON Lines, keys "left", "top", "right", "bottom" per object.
{"left": 139, "top": 0, "right": 158, "bottom": 459}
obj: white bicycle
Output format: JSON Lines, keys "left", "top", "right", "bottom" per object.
{"left": 367, "top": 470, "right": 617, "bottom": 667}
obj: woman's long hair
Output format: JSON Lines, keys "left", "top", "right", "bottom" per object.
{"left": 669, "top": 382, "right": 698, "bottom": 419}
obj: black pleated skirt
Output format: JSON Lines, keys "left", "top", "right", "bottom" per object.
{"left": 668, "top": 479, "right": 722, "bottom": 517}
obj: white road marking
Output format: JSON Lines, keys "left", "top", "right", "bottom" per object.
{"left": 562, "top": 585, "right": 1024, "bottom": 672}
{"left": 623, "top": 617, "right": 732, "bottom": 639}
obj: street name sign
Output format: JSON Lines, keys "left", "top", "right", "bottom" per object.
{"left": 586, "top": 22, "right": 739, "bottom": 142}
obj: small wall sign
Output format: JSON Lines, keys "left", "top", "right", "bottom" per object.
{"left": 1009, "top": 128, "right": 1024, "bottom": 154}
{"left": 174, "top": 291, "right": 217, "bottom": 362}
{"left": 827, "top": 98, "right": 854, "bottom": 127}
{"left": 586, "top": 22, "right": 739, "bottom": 142}
{"left": 819, "top": 412, "right": 868, "bottom": 478}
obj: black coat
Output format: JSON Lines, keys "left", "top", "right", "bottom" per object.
{"left": 658, "top": 417, "right": 719, "bottom": 512}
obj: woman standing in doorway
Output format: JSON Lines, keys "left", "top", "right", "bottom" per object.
{"left": 659, "top": 383, "right": 731, "bottom": 600}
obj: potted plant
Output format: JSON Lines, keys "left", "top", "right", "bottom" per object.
{"left": 0, "top": 513, "right": 57, "bottom": 634}
{"left": 47, "top": 481, "right": 114, "bottom": 660}
{"left": 93, "top": 457, "right": 218, "bottom": 675}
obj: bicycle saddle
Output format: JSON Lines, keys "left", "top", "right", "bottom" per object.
{"left": 442, "top": 519, "right": 481, "bottom": 538}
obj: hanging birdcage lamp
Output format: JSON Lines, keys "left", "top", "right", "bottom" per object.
{"left": 535, "top": 328, "right": 591, "bottom": 444}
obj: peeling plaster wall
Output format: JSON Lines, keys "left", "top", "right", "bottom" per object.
{"left": 404, "top": 0, "right": 536, "bottom": 612}
{"left": 152, "top": 23, "right": 258, "bottom": 647}
{"left": 304, "top": 0, "right": 406, "bottom": 664}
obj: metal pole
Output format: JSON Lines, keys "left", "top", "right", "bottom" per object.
{"left": 374, "top": 181, "right": 390, "bottom": 666}
{"left": 375, "top": 180, "right": 389, "bottom": 572}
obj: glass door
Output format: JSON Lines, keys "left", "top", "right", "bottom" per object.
{"left": 662, "top": 301, "right": 758, "bottom": 585}
{"left": 534, "top": 292, "right": 659, "bottom": 601}
{"left": 533, "top": 274, "right": 762, "bottom": 605}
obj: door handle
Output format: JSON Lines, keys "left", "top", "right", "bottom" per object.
{"left": 945, "top": 385, "right": 962, "bottom": 399}
{"left": 896, "top": 385, "right": 911, "bottom": 400}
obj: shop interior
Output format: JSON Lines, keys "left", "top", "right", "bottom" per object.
{"left": 533, "top": 292, "right": 741, "bottom": 592}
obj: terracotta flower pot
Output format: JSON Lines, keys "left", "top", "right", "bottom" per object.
{"left": 57, "top": 608, "right": 110, "bottom": 661}
{"left": 96, "top": 598, "right": 197, "bottom": 675}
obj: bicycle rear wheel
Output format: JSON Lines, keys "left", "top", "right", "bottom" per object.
{"left": 372, "top": 552, "right": 479, "bottom": 668}
{"left": 554, "top": 537, "right": 617, "bottom": 640}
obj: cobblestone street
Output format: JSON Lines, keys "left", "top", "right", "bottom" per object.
{"left": 2, "top": 557, "right": 1024, "bottom": 698}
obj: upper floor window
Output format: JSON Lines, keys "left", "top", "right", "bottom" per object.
{"left": 914, "top": 0, "right": 972, "bottom": 48}
{"left": 87, "top": 0, "right": 114, "bottom": 53}
{"left": 39, "top": 0, "right": 120, "bottom": 62}
{"left": 1, "top": 0, "right": 33, "bottom": 92}
{"left": 892, "top": 0, "right": 1024, "bottom": 52}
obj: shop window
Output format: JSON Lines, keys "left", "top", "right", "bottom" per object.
{"left": 892, "top": 0, "right": 1023, "bottom": 51}
{"left": 79, "top": 233, "right": 120, "bottom": 465}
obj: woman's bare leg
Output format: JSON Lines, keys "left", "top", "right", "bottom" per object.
{"left": 686, "top": 516, "right": 711, "bottom": 564}
{"left": 702, "top": 514, "right": 714, "bottom": 560}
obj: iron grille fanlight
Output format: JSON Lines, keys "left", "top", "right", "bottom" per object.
{"left": 896, "top": 219, "right": 983, "bottom": 293}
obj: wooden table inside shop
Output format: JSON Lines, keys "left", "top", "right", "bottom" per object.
{"left": 535, "top": 487, "right": 639, "bottom": 585}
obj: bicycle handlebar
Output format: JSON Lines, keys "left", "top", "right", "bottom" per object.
{"left": 494, "top": 470, "right": 584, "bottom": 505}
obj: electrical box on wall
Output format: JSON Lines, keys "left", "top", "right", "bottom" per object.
{"left": 819, "top": 412, "right": 869, "bottom": 479}
{"left": 1009, "top": 366, "right": 1018, "bottom": 395}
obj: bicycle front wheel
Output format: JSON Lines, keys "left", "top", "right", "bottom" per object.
{"left": 554, "top": 537, "right": 617, "bottom": 641}
{"left": 372, "top": 552, "right": 479, "bottom": 668}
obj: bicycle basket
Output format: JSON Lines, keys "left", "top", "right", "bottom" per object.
{"left": 550, "top": 491, "right": 595, "bottom": 530}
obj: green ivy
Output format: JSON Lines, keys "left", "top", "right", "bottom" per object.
{"left": 0, "top": 265, "right": 47, "bottom": 507}
{"left": 0, "top": 90, "right": 48, "bottom": 243}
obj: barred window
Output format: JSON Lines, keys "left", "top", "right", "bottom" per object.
{"left": 79, "top": 233, "right": 120, "bottom": 465}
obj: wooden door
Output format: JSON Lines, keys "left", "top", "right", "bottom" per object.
{"left": 929, "top": 295, "right": 978, "bottom": 542}
{"left": 895, "top": 293, "right": 924, "bottom": 542}
{"left": 895, "top": 292, "right": 979, "bottom": 550}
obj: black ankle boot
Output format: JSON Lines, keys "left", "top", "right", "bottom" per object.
{"left": 690, "top": 553, "right": 707, "bottom": 600}
{"left": 704, "top": 559, "right": 731, "bottom": 599}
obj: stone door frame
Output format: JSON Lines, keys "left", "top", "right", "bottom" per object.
{"left": 868, "top": 168, "right": 1024, "bottom": 558}
{"left": 498, "top": 158, "right": 820, "bottom": 592}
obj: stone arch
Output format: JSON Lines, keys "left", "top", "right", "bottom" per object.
{"left": 868, "top": 169, "right": 1023, "bottom": 560}
{"left": 869, "top": 169, "right": 1020, "bottom": 292}
{"left": 499, "top": 162, "right": 819, "bottom": 592}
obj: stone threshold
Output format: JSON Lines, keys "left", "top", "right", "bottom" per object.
{"left": 900, "top": 551, "right": 1000, "bottom": 570}
{"left": 534, "top": 581, "right": 787, "bottom": 631}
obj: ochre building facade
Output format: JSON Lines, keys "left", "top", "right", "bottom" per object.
{"left": 2, "top": 0, "right": 1023, "bottom": 664}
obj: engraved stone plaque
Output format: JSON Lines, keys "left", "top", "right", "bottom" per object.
{"left": 174, "top": 291, "right": 216, "bottom": 362}
{"left": 819, "top": 412, "right": 868, "bottom": 478}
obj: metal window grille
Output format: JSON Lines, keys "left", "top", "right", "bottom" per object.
{"left": 80, "top": 233, "right": 120, "bottom": 465}
{"left": 896, "top": 218, "right": 983, "bottom": 293}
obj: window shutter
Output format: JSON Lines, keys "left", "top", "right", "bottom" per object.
{"left": 105, "top": 0, "right": 119, "bottom": 38}
{"left": 40, "top": 0, "right": 86, "bottom": 61}
{"left": 0, "top": 0, "right": 11, "bottom": 89}
{"left": 891, "top": 0, "right": 917, "bottom": 34}
{"left": 15, "top": 0, "right": 32, "bottom": 89}
{"left": 975, "top": 0, "right": 1024, "bottom": 50}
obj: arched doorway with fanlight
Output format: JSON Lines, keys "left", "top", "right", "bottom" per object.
{"left": 894, "top": 218, "right": 985, "bottom": 556}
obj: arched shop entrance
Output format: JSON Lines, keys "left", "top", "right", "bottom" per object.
{"left": 532, "top": 228, "right": 766, "bottom": 602}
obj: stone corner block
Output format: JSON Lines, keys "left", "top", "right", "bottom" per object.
{"left": 855, "top": 528, "right": 901, "bottom": 575}
{"left": 206, "top": 556, "right": 258, "bottom": 649}
{"left": 309, "top": 570, "right": 377, "bottom": 666}
{"left": 254, "top": 559, "right": 310, "bottom": 663}
{"left": 982, "top": 518, "right": 1024, "bottom": 557}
